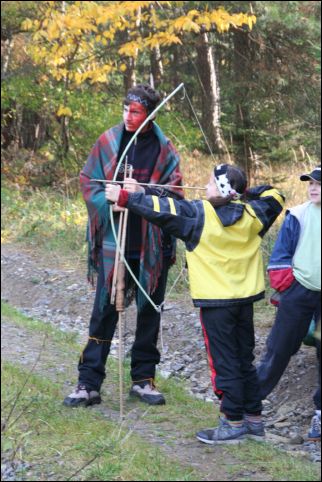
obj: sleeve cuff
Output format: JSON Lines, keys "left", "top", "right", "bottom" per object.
{"left": 118, "top": 189, "right": 129, "bottom": 207}
{"left": 268, "top": 268, "right": 295, "bottom": 292}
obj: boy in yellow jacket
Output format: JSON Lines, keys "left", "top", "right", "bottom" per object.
{"left": 106, "top": 163, "right": 284, "bottom": 444}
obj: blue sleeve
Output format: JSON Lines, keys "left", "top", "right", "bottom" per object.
{"left": 144, "top": 186, "right": 183, "bottom": 200}
{"left": 247, "top": 186, "right": 285, "bottom": 236}
{"left": 268, "top": 213, "right": 300, "bottom": 270}
{"left": 126, "top": 193, "right": 204, "bottom": 248}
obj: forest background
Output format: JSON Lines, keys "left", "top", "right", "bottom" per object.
{"left": 2, "top": 0, "right": 321, "bottom": 286}
{"left": 1, "top": 0, "right": 320, "bottom": 187}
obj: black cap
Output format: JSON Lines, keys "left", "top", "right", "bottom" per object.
{"left": 300, "top": 165, "right": 321, "bottom": 182}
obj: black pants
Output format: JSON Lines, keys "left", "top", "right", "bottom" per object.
{"left": 200, "top": 304, "right": 262, "bottom": 420}
{"left": 257, "top": 280, "right": 321, "bottom": 408}
{"left": 78, "top": 252, "right": 171, "bottom": 392}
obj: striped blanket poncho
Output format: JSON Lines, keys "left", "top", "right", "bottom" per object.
{"left": 80, "top": 122, "right": 183, "bottom": 309}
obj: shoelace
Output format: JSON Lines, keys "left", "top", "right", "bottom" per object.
{"left": 133, "top": 378, "right": 156, "bottom": 390}
{"left": 77, "top": 384, "right": 88, "bottom": 393}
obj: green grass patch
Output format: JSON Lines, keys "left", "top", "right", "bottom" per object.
{"left": 1, "top": 186, "right": 87, "bottom": 258}
{"left": 1, "top": 301, "right": 79, "bottom": 346}
{"left": 1, "top": 362, "right": 198, "bottom": 481}
{"left": 229, "top": 441, "right": 320, "bottom": 481}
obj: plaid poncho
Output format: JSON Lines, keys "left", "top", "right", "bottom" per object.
{"left": 80, "top": 122, "right": 183, "bottom": 308}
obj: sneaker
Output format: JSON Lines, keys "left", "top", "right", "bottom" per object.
{"left": 196, "top": 417, "right": 248, "bottom": 445}
{"left": 63, "top": 384, "right": 101, "bottom": 407}
{"left": 130, "top": 381, "right": 165, "bottom": 405}
{"left": 244, "top": 419, "right": 266, "bottom": 440}
{"left": 307, "top": 410, "right": 321, "bottom": 442}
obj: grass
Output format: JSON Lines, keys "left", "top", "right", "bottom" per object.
{"left": 1, "top": 302, "right": 321, "bottom": 481}
{"left": 1, "top": 301, "right": 79, "bottom": 346}
{"left": 0, "top": 302, "right": 210, "bottom": 481}
{"left": 1, "top": 363, "right": 198, "bottom": 481}
{"left": 229, "top": 442, "right": 320, "bottom": 481}
{"left": 1, "top": 186, "right": 88, "bottom": 259}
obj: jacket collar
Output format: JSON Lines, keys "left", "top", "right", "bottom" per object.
{"left": 214, "top": 202, "right": 245, "bottom": 226}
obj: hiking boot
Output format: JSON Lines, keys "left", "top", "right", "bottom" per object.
{"left": 307, "top": 410, "right": 321, "bottom": 442}
{"left": 196, "top": 417, "right": 248, "bottom": 445}
{"left": 63, "top": 384, "right": 101, "bottom": 407}
{"left": 130, "top": 380, "right": 165, "bottom": 405}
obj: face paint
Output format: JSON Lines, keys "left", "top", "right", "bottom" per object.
{"left": 206, "top": 172, "right": 221, "bottom": 200}
{"left": 123, "top": 102, "right": 149, "bottom": 132}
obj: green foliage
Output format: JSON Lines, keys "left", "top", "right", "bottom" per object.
{"left": 68, "top": 90, "right": 122, "bottom": 162}
{"left": 1, "top": 74, "right": 44, "bottom": 112}
{"left": 1, "top": 1, "right": 38, "bottom": 39}
{"left": 67, "top": 93, "right": 207, "bottom": 168}
{"left": 157, "top": 110, "right": 204, "bottom": 152}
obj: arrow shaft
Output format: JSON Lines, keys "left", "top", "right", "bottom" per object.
{"left": 91, "top": 179, "right": 206, "bottom": 190}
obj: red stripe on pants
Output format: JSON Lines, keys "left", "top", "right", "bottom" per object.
{"left": 200, "top": 309, "right": 223, "bottom": 398}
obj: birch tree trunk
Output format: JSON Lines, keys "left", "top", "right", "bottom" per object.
{"left": 150, "top": 45, "right": 163, "bottom": 89}
{"left": 1, "top": 37, "right": 14, "bottom": 80}
{"left": 196, "top": 32, "right": 225, "bottom": 155}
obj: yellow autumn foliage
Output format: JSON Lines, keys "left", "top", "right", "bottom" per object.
{"left": 23, "top": 1, "right": 255, "bottom": 88}
{"left": 57, "top": 106, "right": 73, "bottom": 117}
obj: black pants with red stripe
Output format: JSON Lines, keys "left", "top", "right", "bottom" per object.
{"left": 200, "top": 304, "right": 262, "bottom": 420}
{"left": 78, "top": 251, "right": 171, "bottom": 392}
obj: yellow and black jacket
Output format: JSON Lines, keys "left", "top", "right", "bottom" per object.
{"left": 120, "top": 186, "right": 285, "bottom": 307}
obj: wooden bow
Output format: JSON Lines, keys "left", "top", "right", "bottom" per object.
{"left": 110, "top": 161, "right": 133, "bottom": 419}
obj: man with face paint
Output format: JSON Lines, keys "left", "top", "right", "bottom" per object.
{"left": 63, "top": 83, "right": 183, "bottom": 408}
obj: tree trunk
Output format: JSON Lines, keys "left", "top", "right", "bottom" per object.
{"left": 14, "top": 102, "right": 23, "bottom": 148}
{"left": 1, "top": 37, "right": 14, "bottom": 80}
{"left": 123, "top": 56, "right": 137, "bottom": 92}
{"left": 150, "top": 46, "right": 163, "bottom": 89}
{"left": 233, "top": 28, "right": 252, "bottom": 178}
{"left": 171, "top": 45, "right": 180, "bottom": 89}
{"left": 149, "top": 4, "right": 163, "bottom": 89}
{"left": 196, "top": 32, "right": 225, "bottom": 155}
{"left": 123, "top": 7, "right": 141, "bottom": 93}
{"left": 60, "top": 115, "right": 69, "bottom": 161}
